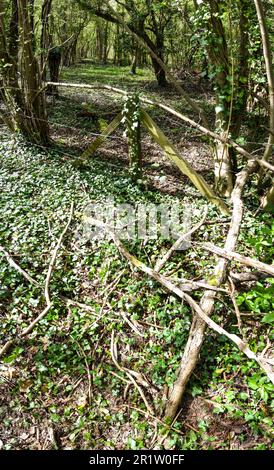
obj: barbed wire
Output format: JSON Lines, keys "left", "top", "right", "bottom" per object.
{"left": 0, "top": 83, "right": 128, "bottom": 96}
{"left": 0, "top": 85, "right": 272, "bottom": 149}
{"left": 0, "top": 110, "right": 125, "bottom": 142}
{"left": 1, "top": 105, "right": 271, "bottom": 148}
{"left": 0, "top": 129, "right": 120, "bottom": 163}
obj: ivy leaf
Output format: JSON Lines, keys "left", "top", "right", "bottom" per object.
{"left": 262, "top": 312, "right": 274, "bottom": 324}
{"left": 215, "top": 105, "right": 224, "bottom": 114}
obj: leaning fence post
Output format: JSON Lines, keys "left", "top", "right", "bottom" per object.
{"left": 122, "top": 93, "right": 142, "bottom": 181}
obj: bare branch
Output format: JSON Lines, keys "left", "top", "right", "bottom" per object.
{"left": 110, "top": 331, "right": 154, "bottom": 414}
{"left": 0, "top": 202, "right": 74, "bottom": 357}
{"left": 155, "top": 207, "right": 208, "bottom": 272}
{"left": 0, "top": 246, "right": 41, "bottom": 288}
{"left": 201, "top": 243, "right": 274, "bottom": 277}
{"left": 89, "top": 215, "right": 274, "bottom": 386}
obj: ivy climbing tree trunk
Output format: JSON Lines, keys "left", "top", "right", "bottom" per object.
{"left": 193, "top": 0, "right": 250, "bottom": 197}
{"left": 207, "top": 0, "right": 234, "bottom": 197}
{"left": 0, "top": 0, "right": 50, "bottom": 145}
{"left": 123, "top": 94, "right": 142, "bottom": 180}
{"left": 254, "top": 0, "right": 274, "bottom": 173}
{"left": 40, "top": 0, "right": 52, "bottom": 80}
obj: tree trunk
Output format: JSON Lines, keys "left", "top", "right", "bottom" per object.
{"left": 47, "top": 47, "right": 62, "bottom": 96}
{"left": 254, "top": 0, "right": 274, "bottom": 180}
{"left": 124, "top": 94, "right": 142, "bottom": 180}
{"left": 40, "top": 0, "right": 52, "bottom": 80}
{"left": 151, "top": 57, "right": 168, "bottom": 87}
{"left": 0, "top": 0, "right": 50, "bottom": 145}
{"left": 205, "top": 0, "right": 234, "bottom": 196}
{"left": 103, "top": 23, "right": 109, "bottom": 64}
{"left": 150, "top": 34, "right": 168, "bottom": 87}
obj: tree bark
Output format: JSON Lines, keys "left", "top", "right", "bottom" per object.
{"left": 254, "top": 0, "right": 274, "bottom": 170}
{"left": 40, "top": 0, "right": 53, "bottom": 80}
{"left": 207, "top": 0, "right": 234, "bottom": 197}
{"left": 263, "top": 185, "right": 274, "bottom": 213}
{"left": 0, "top": 0, "right": 50, "bottom": 144}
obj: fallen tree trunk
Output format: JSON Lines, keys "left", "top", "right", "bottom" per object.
{"left": 164, "top": 160, "right": 258, "bottom": 420}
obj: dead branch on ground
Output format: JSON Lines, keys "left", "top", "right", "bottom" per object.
{"left": 0, "top": 202, "right": 74, "bottom": 357}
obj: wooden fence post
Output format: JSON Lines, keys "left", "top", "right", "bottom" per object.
{"left": 122, "top": 93, "right": 142, "bottom": 181}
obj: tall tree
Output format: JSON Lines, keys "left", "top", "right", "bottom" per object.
{"left": 77, "top": 0, "right": 179, "bottom": 86}
{"left": 0, "top": 0, "right": 50, "bottom": 144}
{"left": 193, "top": 0, "right": 251, "bottom": 196}
{"left": 254, "top": 0, "right": 274, "bottom": 170}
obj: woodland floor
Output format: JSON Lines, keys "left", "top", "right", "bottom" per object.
{"left": 0, "top": 64, "right": 273, "bottom": 450}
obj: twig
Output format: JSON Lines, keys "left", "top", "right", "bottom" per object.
{"left": 119, "top": 311, "right": 145, "bottom": 337}
{"left": 90, "top": 210, "right": 274, "bottom": 386}
{"left": 154, "top": 207, "right": 208, "bottom": 272}
{"left": 110, "top": 331, "right": 154, "bottom": 414}
{"left": 63, "top": 298, "right": 100, "bottom": 317}
{"left": 70, "top": 336, "right": 92, "bottom": 405}
{"left": 228, "top": 276, "right": 244, "bottom": 336}
{"left": 0, "top": 246, "right": 41, "bottom": 288}
{"left": 201, "top": 243, "right": 274, "bottom": 277}
{"left": 181, "top": 291, "right": 274, "bottom": 385}
{"left": 123, "top": 405, "right": 198, "bottom": 435}
{"left": 109, "top": 370, "right": 130, "bottom": 385}
{"left": 86, "top": 269, "right": 126, "bottom": 331}
{"left": 0, "top": 202, "right": 74, "bottom": 357}
{"left": 174, "top": 278, "right": 228, "bottom": 293}
{"left": 138, "top": 320, "right": 165, "bottom": 330}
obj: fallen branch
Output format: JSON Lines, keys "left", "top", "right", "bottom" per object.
{"left": 110, "top": 331, "right": 154, "bottom": 414}
{"left": 164, "top": 161, "right": 258, "bottom": 419}
{"left": 0, "top": 246, "right": 41, "bottom": 288}
{"left": 87, "top": 202, "right": 274, "bottom": 389}
{"left": 79, "top": 112, "right": 123, "bottom": 161}
{"left": 126, "top": 244, "right": 273, "bottom": 384}
{"left": 155, "top": 207, "right": 208, "bottom": 272}
{"left": 22, "top": 202, "right": 75, "bottom": 336}
{"left": 0, "top": 202, "right": 74, "bottom": 357}
{"left": 201, "top": 243, "right": 274, "bottom": 277}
